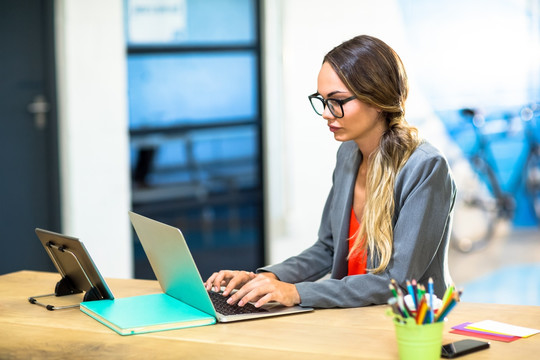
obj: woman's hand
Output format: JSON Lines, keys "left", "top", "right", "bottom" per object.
{"left": 205, "top": 271, "right": 301, "bottom": 308}
{"left": 226, "top": 273, "right": 301, "bottom": 308}
{"left": 205, "top": 270, "right": 257, "bottom": 296}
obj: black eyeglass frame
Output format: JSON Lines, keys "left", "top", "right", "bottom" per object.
{"left": 308, "top": 93, "right": 356, "bottom": 118}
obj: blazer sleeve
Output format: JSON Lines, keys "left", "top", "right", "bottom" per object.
{"left": 263, "top": 143, "right": 456, "bottom": 308}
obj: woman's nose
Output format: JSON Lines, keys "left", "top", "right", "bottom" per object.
{"left": 322, "top": 105, "right": 335, "bottom": 120}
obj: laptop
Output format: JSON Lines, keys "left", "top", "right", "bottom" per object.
{"left": 128, "top": 211, "right": 313, "bottom": 322}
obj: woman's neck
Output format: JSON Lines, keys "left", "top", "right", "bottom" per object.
{"left": 354, "top": 115, "right": 387, "bottom": 159}
{"left": 354, "top": 132, "right": 382, "bottom": 162}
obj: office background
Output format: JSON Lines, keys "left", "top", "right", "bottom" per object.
{"left": 1, "top": 0, "right": 539, "bottom": 304}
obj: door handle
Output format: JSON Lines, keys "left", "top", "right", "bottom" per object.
{"left": 27, "top": 95, "right": 50, "bottom": 130}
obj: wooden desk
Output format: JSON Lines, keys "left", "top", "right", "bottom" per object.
{"left": 1, "top": 271, "right": 539, "bottom": 359}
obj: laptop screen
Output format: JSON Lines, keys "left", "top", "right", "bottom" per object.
{"left": 128, "top": 211, "right": 216, "bottom": 317}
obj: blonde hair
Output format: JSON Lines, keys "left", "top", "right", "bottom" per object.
{"left": 324, "top": 35, "right": 421, "bottom": 273}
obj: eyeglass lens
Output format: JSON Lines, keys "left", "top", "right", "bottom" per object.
{"left": 310, "top": 97, "right": 344, "bottom": 118}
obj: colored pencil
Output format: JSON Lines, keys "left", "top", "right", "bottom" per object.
{"left": 436, "top": 294, "right": 458, "bottom": 322}
{"left": 440, "top": 287, "right": 455, "bottom": 314}
{"left": 406, "top": 280, "right": 417, "bottom": 310}
{"left": 389, "top": 283, "right": 398, "bottom": 299}
{"left": 387, "top": 279, "right": 461, "bottom": 325}
{"left": 388, "top": 297, "right": 405, "bottom": 319}
{"left": 428, "top": 277, "right": 434, "bottom": 323}
{"left": 441, "top": 284, "right": 454, "bottom": 306}
{"left": 418, "top": 284, "right": 426, "bottom": 301}
{"left": 396, "top": 288, "right": 410, "bottom": 318}
{"left": 416, "top": 297, "right": 428, "bottom": 324}
{"left": 411, "top": 279, "right": 418, "bottom": 308}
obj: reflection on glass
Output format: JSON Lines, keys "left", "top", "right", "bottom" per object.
{"left": 131, "top": 125, "right": 258, "bottom": 188}
{"left": 128, "top": 52, "right": 258, "bottom": 128}
{"left": 126, "top": 0, "right": 262, "bottom": 280}
{"left": 126, "top": 0, "right": 256, "bottom": 46}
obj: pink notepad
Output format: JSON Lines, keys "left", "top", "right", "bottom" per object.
{"left": 451, "top": 322, "right": 520, "bottom": 342}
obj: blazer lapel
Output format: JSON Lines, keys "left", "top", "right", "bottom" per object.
{"left": 331, "top": 144, "right": 362, "bottom": 279}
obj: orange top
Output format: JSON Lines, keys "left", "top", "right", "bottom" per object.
{"left": 348, "top": 207, "right": 367, "bottom": 275}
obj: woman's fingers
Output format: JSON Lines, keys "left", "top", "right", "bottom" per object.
{"left": 204, "top": 272, "right": 219, "bottom": 291}
{"left": 222, "top": 271, "right": 255, "bottom": 296}
{"left": 254, "top": 293, "right": 274, "bottom": 308}
{"left": 226, "top": 275, "right": 300, "bottom": 307}
{"left": 204, "top": 270, "right": 255, "bottom": 295}
{"left": 205, "top": 271, "right": 302, "bottom": 308}
{"left": 205, "top": 270, "right": 232, "bottom": 291}
{"left": 226, "top": 275, "right": 267, "bottom": 305}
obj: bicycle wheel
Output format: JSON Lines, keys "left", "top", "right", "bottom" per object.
{"left": 525, "top": 147, "right": 540, "bottom": 223}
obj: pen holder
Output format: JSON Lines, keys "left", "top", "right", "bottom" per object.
{"left": 393, "top": 318, "right": 444, "bottom": 360}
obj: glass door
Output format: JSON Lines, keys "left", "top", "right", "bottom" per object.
{"left": 125, "top": 0, "right": 263, "bottom": 279}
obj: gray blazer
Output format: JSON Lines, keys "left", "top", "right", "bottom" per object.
{"left": 259, "top": 140, "right": 456, "bottom": 308}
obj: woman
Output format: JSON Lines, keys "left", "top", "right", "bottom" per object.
{"left": 205, "top": 35, "right": 456, "bottom": 308}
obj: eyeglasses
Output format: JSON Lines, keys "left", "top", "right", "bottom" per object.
{"left": 308, "top": 93, "right": 356, "bottom": 118}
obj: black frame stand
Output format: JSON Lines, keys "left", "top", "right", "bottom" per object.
{"left": 28, "top": 241, "right": 102, "bottom": 310}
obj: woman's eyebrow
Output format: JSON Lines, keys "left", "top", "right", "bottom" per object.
{"left": 326, "top": 90, "right": 349, "bottom": 98}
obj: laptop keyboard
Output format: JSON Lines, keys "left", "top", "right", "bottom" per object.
{"left": 208, "top": 291, "right": 269, "bottom": 316}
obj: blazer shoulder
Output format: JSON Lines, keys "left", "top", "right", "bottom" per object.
{"left": 397, "top": 141, "right": 454, "bottom": 190}
{"left": 405, "top": 141, "right": 450, "bottom": 170}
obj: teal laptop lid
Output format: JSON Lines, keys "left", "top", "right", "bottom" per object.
{"left": 128, "top": 211, "right": 313, "bottom": 322}
{"left": 128, "top": 211, "right": 217, "bottom": 318}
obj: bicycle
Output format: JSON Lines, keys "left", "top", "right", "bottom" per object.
{"left": 449, "top": 105, "right": 540, "bottom": 252}
{"left": 519, "top": 103, "right": 540, "bottom": 219}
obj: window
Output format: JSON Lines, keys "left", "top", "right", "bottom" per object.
{"left": 125, "top": 0, "right": 263, "bottom": 279}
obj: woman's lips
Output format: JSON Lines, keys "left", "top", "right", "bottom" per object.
{"left": 329, "top": 125, "right": 341, "bottom": 133}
